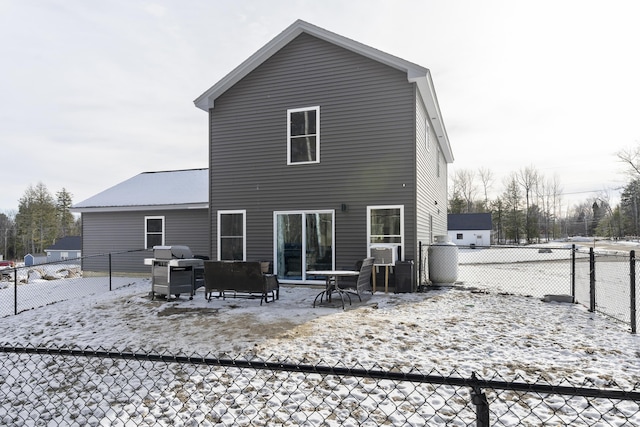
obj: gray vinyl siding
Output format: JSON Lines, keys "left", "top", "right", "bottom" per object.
{"left": 209, "top": 33, "right": 418, "bottom": 268}
{"left": 80, "top": 209, "right": 209, "bottom": 273}
{"left": 416, "top": 91, "right": 448, "bottom": 247}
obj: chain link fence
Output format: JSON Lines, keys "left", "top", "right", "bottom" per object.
{"left": 421, "top": 243, "right": 639, "bottom": 333}
{"left": 1, "top": 346, "right": 639, "bottom": 426}
{"left": 2, "top": 246, "right": 640, "bottom": 424}
{"left": 0, "top": 249, "right": 150, "bottom": 317}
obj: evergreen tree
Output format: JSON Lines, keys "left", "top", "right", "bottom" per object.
{"left": 490, "top": 198, "right": 505, "bottom": 244}
{"left": 0, "top": 212, "right": 16, "bottom": 260}
{"left": 502, "top": 174, "right": 524, "bottom": 243}
{"left": 16, "top": 183, "right": 57, "bottom": 254}
{"left": 620, "top": 180, "right": 640, "bottom": 237}
{"left": 56, "top": 188, "right": 75, "bottom": 237}
{"left": 527, "top": 204, "right": 541, "bottom": 242}
{"left": 448, "top": 188, "right": 466, "bottom": 214}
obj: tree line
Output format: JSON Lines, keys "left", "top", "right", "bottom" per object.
{"left": 0, "top": 183, "right": 80, "bottom": 261}
{"left": 448, "top": 155, "right": 636, "bottom": 244}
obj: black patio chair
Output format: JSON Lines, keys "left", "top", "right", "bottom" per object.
{"left": 338, "top": 257, "right": 374, "bottom": 303}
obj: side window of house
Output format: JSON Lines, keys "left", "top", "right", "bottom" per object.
{"left": 436, "top": 145, "right": 441, "bottom": 177}
{"left": 218, "top": 210, "right": 246, "bottom": 261}
{"left": 457, "top": 233, "right": 463, "bottom": 240}
{"left": 429, "top": 214, "right": 433, "bottom": 243}
{"left": 367, "top": 206, "right": 404, "bottom": 259}
{"left": 425, "top": 118, "right": 430, "bottom": 152}
{"left": 287, "top": 106, "right": 319, "bottom": 165}
{"left": 145, "top": 216, "right": 164, "bottom": 249}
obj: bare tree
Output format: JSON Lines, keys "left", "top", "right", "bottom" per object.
{"left": 617, "top": 145, "right": 640, "bottom": 178}
{"left": 550, "top": 175, "right": 563, "bottom": 238}
{"left": 536, "top": 178, "right": 550, "bottom": 242}
{"left": 533, "top": 174, "right": 563, "bottom": 241}
{"left": 478, "top": 167, "right": 494, "bottom": 212}
{"left": 453, "top": 169, "right": 477, "bottom": 213}
{"left": 517, "top": 166, "right": 539, "bottom": 242}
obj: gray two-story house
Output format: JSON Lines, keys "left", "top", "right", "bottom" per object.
{"left": 194, "top": 20, "right": 453, "bottom": 284}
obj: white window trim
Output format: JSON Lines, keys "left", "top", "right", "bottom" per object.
{"left": 424, "top": 117, "right": 431, "bottom": 152}
{"left": 287, "top": 106, "right": 320, "bottom": 165}
{"left": 366, "top": 205, "right": 404, "bottom": 261}
{"left": 217, "top": 210, "right": 246, "bottom": 261}
{"left": 144, "top": 216, "right": 165, "bottom": 249}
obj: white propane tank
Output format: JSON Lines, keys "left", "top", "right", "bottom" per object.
{"left": 428, "top": 235, "right": 459, "bottom": 284}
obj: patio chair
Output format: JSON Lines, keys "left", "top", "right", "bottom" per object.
{"left": 338, "top": 257, "right": 374, "bottom": 303}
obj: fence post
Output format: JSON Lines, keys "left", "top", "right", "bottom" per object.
{"left": 418, "top": 241, "right": 422, "bottom": 288}
{"left": 470, "top": 372, "right": 490, "bottom": 427}
{"left": 571, "top": 244, "right": 576, "bottom": 297}
{"left": 109, "top": 253, "right": 112, "bottom": 292}
{"left": 589, "top": 247, "right": 596, "bottom": 312}
{"left": 631, "top": 250, "right": 636, "bottom": 334}
{"left": 14, "top": 267, "right": 17, "bottom": 316}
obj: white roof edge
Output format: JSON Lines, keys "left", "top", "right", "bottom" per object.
{"left": 410, "top": 72, "right": 454, "bottom": 163}
{"left": 71, "top": 203, "right": 209, "bottom": 214}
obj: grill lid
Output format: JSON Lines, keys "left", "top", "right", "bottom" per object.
{"left": 153, "top": 245, "right": 194, "bottom": 259}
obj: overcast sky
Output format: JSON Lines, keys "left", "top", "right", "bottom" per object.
{"left": 1, "top": 0, "right": 638, "bottom": 214}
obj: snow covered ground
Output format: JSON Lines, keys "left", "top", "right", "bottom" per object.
{"left": 1, "top": 241, "right": 639, "bottom": 425}
{"left": 2, "top": 274, "right": 639, "bottom": 425}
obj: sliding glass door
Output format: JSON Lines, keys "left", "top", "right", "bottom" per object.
{"left": 274, "top": 211, "right": 334, "bottom": 282}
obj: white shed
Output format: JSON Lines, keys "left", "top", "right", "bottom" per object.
{"left": 447, "top": 213, "right": 492, "bottom": 247}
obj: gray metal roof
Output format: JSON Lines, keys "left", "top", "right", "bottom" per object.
{"left": 194, "top": 19, "right": 453, "bottom": 164}
{"left": 46, "top": 236, "right": 81, "bottom": 251}
{"left": 448, "top": 213, "right": 492, "bottom": 231}
{"left": 71, "top": 168, "right": 208, "bottom": 213}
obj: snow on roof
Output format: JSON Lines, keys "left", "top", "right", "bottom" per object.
{"left": 72, "top": 168, "right": 208, "bottom": 212}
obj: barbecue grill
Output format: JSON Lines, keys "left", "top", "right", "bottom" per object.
{"left": 144, "top": 245, "right": 204, "bottom": 300}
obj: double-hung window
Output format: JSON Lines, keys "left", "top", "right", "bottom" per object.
{"left": 368, "top": 206, "right": 404, "bottom": 244}
{"left": 287, "top": 106, "right": 319, "bottom": 164}
{"left": 367, "top": 205, "right": 404, "bottom": 259}
{"left": 145, "top": 216, "right": 164, "bottom": 249}
{"left": 218, "top": 210, "right": 246, "bottom": 261}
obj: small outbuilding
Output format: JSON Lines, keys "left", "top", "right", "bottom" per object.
{"left": 24, "top": 253, "right": 47, "bottom": 266}
{"left": 45, "top": 236, "right": 82, "bottom": 262}
{"left": 447, "top": 213, "right": 492, "bottom": 247}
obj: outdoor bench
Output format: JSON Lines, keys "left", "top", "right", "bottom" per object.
{"left": 203, "top": 261, "right": 279, "bottom": 305}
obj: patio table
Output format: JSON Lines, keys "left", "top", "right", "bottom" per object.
{"left": 308, "top": 270, "right": 360, "bottom": 309}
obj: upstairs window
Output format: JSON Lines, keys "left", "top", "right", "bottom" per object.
{"left": 287, "top": 106, "right": 319, "bottom": 165}
{"left": 425, "top": 117, "right": 431, "bottom": 152}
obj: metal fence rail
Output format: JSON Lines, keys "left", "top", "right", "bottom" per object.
{"left": 1, "top": 346, "right": 638, "bottom": 426}
{"left": 0, "top": 249, "right": 149, "bottom": 317}
{"left": 421, "top": 243, "right": 639, "bottom": 334}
